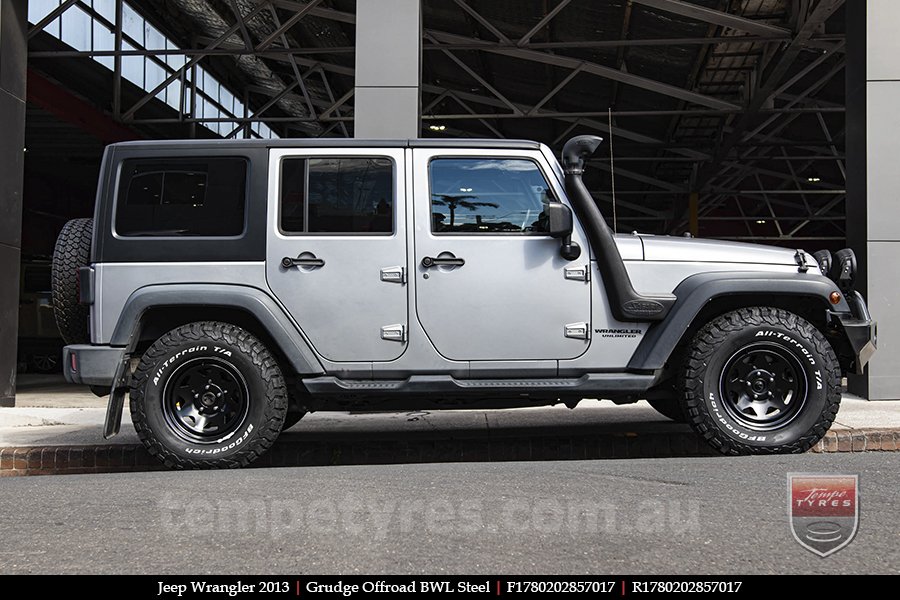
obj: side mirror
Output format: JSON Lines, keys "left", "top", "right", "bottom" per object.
{"left": 544, "top": 203, "right": 581, "bottom": 261}
{"left": 546, "top": 202, "right": 573, "bottom": 239}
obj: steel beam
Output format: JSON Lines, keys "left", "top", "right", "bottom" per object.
{"left": 229, "top": 0, "right": 255, "bottom": 52}
{"left": 264, "top": 4, "right": 319, "bottom": 122}
{"left": 452, "top": 0, "right": 511, "bottom": 44}
{"left": 517, "top": 0, "right": 573, "bottom": 46}
{"left": 122, "top": 0, "right": 271, "bottom": 120}
{"left": 270, "top": 0, "right": 356, "bottom": 24}
{"left": 27, "top": 0, "right": 79, "bottom": 39}
{"left": 256, "top": 0, "right": 323, "bottom": 52}
{"left": 593, "top": 163, "right": 686, "bottom": 192}
{"left": 695, "top": 0, "right": 846, "bottom": 187}
{"left": 427, "top": 30, "right": 740, "bottom": 110}
{"left": 528, "top": 64, "right": 584, "bottom": 114}
{"left": 631, "top": 0, "right": 791, "bottom": 37}
{"left": 423, "top": 83, "right": 709, "bottom": 159}
{"left": 113, "top": 0, "right": 123, "bottom": 119}
{"left": 224, "top": 81, "right": 299, "bottom": 138}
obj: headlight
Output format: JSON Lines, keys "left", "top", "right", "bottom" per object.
{"left": 812, "top": 250, "right": 832, "bottom": 278}
{"left": 831, "top": 248, "right": 857, "bottom": 289}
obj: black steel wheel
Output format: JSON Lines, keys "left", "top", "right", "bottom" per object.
{"left": 162, "top": 358, "right": 250, "bottom": 443}
{"left": 719, "top": 343, "right": 807, "bottom": 430}
{"left": 681, "top": 307, "right": 840, "bottom": 455}
{"left": 130, "top": 321, "right": 287, "bottom": 469}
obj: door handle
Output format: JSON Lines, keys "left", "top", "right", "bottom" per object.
{"left": 422, "top": 255, "right": 465, "bottom": 268}
{"left": 281, "top": 254, "right": 325, "bottom": 269}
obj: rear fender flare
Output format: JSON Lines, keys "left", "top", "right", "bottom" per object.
{"left": 111, "top": 284, "right": 324, "bottom": 375}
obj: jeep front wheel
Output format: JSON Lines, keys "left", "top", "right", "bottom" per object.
{"left": 681, "top": 307, "right": 840, "bottom": 455}
{"left": 130, "top": 322, "right": 287, "bottom": 469}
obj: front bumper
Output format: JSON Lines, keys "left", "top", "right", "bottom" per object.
{"left": 832, "top": 291, "right": 877, "bottom": 374}
{"left": 63, "top": 345, "right": 125, "bottom": 387}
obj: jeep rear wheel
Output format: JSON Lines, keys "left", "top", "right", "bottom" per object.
{"left": 681, "top": 307, "right": 840, "bottom": 455}
{"left": 130, "top": 321, "right": 287, "bottom": 469}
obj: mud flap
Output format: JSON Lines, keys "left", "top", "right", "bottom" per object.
{"left": 103, "top": 354, "right": 131, "bottom": 439}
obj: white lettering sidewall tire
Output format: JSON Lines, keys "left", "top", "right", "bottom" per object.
{"left": 680, "top": 307, "right": 840, "bottom": 455}
{"left": 129, "top": 321, "right": 288, "bottom": 469}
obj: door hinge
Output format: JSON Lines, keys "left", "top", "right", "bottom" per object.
{"left": 380, "top": 266, "right": 406, "bottom": 284}
{"left": 564, "top": 265, "right": 590, "bottom": 282}
{"left": 381, "top": 324, "right": 407, "bottom": 342}
{"left": 564, "top": 322, "right": 590, "bottom": 340}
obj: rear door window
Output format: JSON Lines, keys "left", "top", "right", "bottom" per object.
{"left": 279, "top": 157, "right": 393, "bottom": 234}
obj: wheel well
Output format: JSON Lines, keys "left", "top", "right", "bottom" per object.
{"left": 663, "top": 294, "right": 847, "bottom": 376}
{"left": 132, "top": 305, "right": 299, "bottom": 382}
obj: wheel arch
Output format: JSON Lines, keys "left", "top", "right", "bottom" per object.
{"left": 628, "top": 272, "right": 849, "bottom": 373}
{"left": 112, "top": 284, "right": 324, "bottom": 377}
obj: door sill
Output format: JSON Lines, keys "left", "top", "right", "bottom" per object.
{"left": 303, "top": 372, "right": 657, "bottom": 398}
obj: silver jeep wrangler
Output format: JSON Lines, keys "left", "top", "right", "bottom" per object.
{"left": 52, "top": 135, "right": 876, "bottom": 469}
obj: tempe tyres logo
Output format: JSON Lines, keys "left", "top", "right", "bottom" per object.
{"left": 788, "top": 474, "right": 858, "bottom": 557}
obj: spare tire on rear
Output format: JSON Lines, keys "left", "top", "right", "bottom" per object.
{"left": 52, "top": 218, "right": 93, "bottom": 345}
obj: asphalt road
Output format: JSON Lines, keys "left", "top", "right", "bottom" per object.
{"left": 1, "top": 453, "right": 898, "bottom": 575}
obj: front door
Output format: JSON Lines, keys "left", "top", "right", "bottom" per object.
{"left": 412, "top": 149, "right": 591, "bottom": 361}
{"left": 266, "top": 148, "right": 408, "bottom": 362}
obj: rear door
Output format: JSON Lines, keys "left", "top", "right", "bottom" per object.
{"left": 412, "top": 149, "right": 592, "bottom": 361}
{"left": 266, "top": 148, "right": 408, "bottom": 362}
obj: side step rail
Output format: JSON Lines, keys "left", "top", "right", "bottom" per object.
{"left": 303, "top": 373, "right": 658, "bottom": 397}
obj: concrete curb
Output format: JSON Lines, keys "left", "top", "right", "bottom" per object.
{"left": 812, "top": 427, "right": 900, "bottom": 453}
{"left": 1, "top": 427, "right": 898, "bottom": 476}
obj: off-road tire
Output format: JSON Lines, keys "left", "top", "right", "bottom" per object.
{"left": 130, "top": 322, "right": 287, "bottom": 469}
{"left": 51, "top": 218, "right": 93, "bottom": 345}
{"left": 681, "top": 307, "right": 840, "bottom": 455}
{"left": 646, "top": 398, "right": 686, "bottom": 423}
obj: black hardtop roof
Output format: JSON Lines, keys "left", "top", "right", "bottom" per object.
{"left": 108, "top": 138, "right": 544, "bottom": 151}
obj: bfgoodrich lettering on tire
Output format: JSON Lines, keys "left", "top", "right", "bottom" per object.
{"left": 130, "top": 321, "right": 287, "bottom": 469}
{"left": 681, "top": 307, "right": 840, "bottom": 455}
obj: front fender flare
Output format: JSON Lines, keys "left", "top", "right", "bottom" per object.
{"left": 627, "top": 271, "right": 847, "bottom": 372}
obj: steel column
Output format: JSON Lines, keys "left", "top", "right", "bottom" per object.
{"left": 852, "top": 1, "right": 899, "bottom": 399}
{"left": 0, "top": 0, "right": 27, "bottom": 407}
{"left": 354, "top": 0, "right": 421, "bottom": 138}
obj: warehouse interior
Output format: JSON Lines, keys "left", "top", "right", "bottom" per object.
{"left": 2, "top": 0, "right": 866, "bottom": 404}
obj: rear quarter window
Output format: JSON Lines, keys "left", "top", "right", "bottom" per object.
{"left": 115, "top": 157, "right": 248, "bottom": 237}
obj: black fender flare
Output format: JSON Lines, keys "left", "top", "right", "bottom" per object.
{"left": 627, "top": 271, "right": 848, "bottom": 371}
{"left": 111, "top": 283, "right": 324, "bottom": 375}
